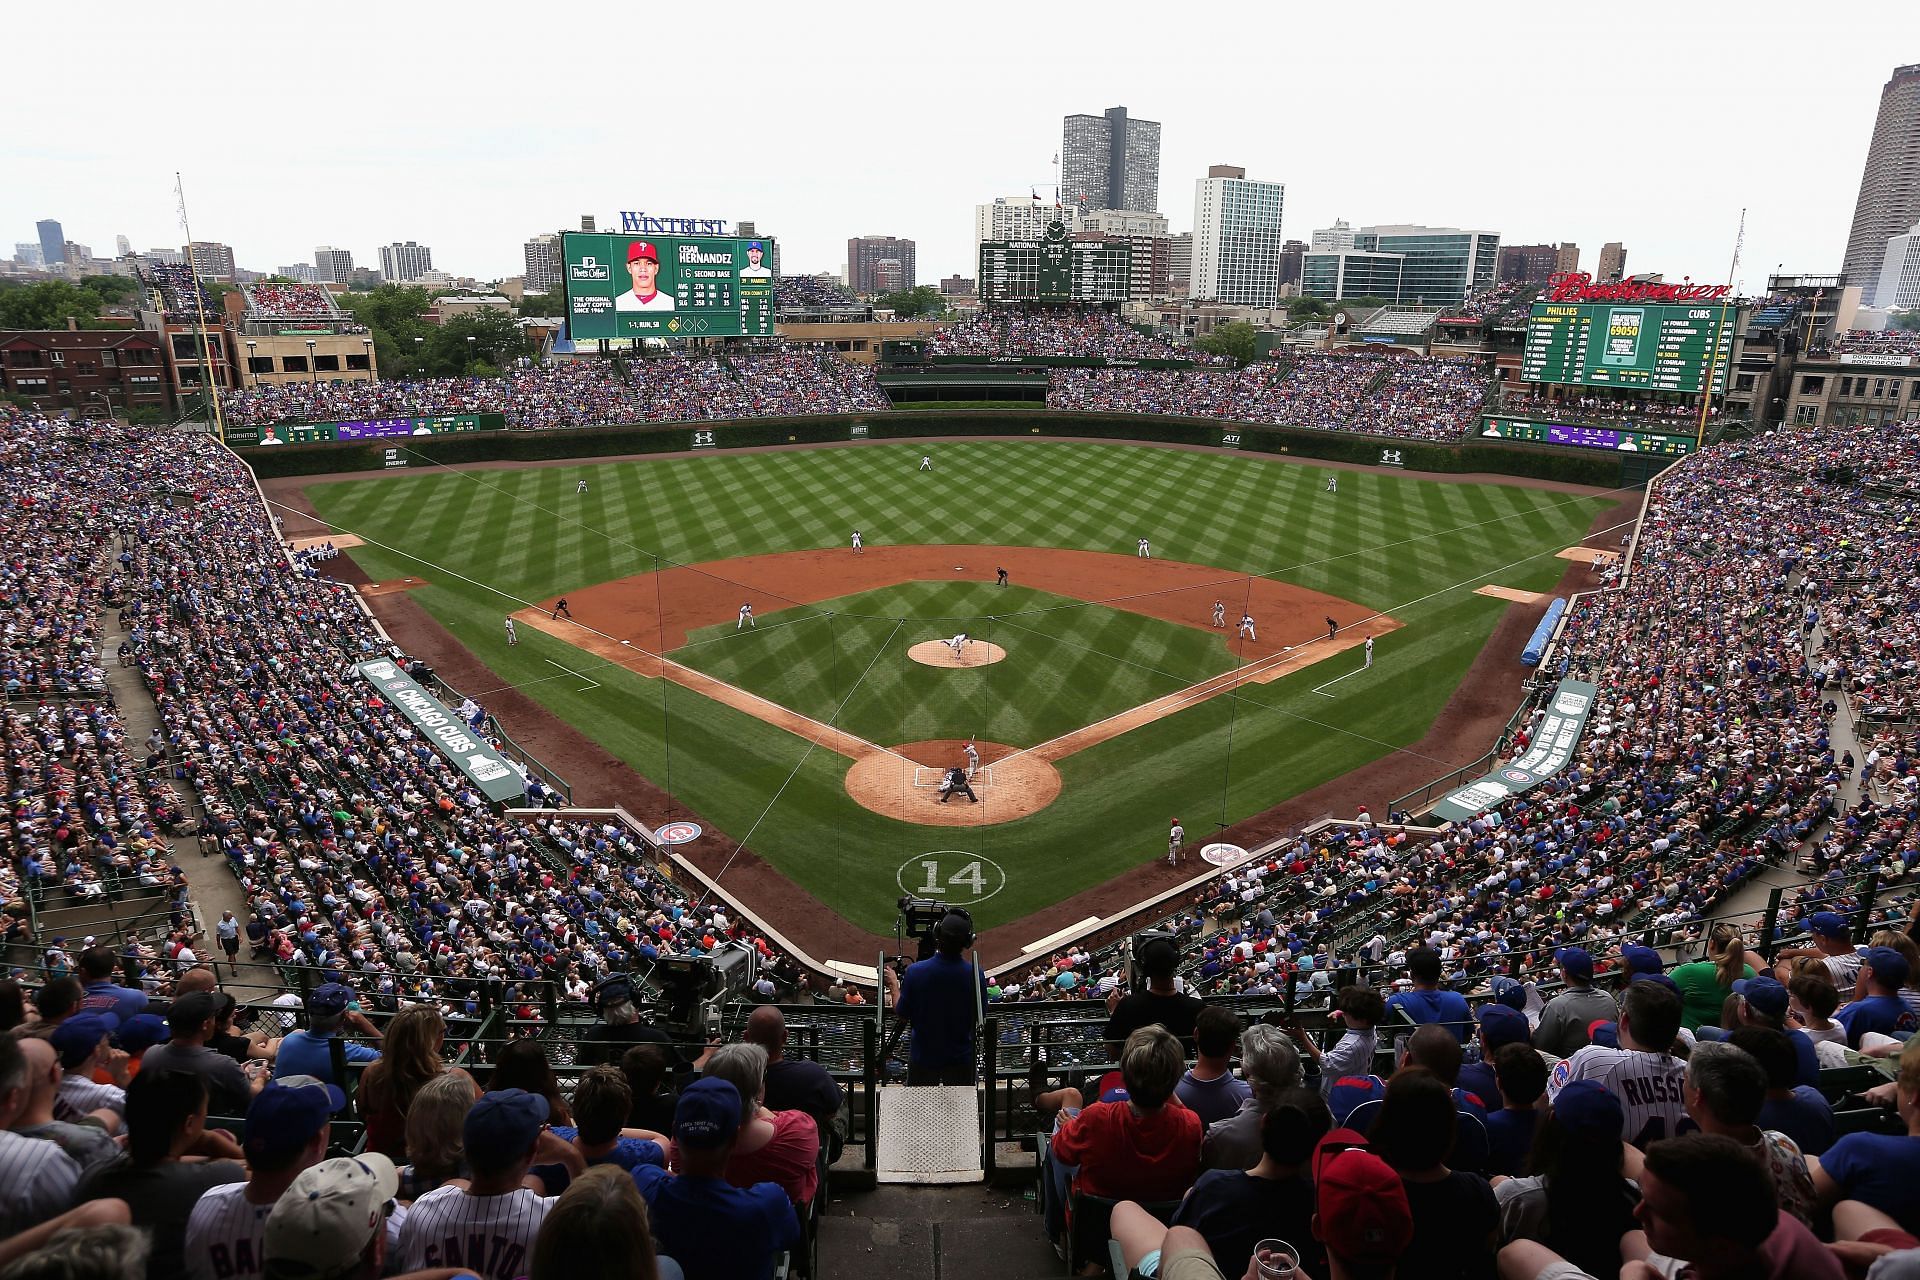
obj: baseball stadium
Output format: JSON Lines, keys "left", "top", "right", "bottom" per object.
{"left": 5, "top": 259, "right": 1920, "bottom": 1278}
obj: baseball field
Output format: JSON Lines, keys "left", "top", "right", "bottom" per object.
{"left": 301, "top": 440, "right": 1613, "bottom": 946}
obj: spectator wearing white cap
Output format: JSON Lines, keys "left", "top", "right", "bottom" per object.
{"left": 261, "top": 1153, "right": 398, "bottom": 1280}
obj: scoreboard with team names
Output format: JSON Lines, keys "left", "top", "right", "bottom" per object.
{"left": 978, "top": 219, "right": 1130, "bottom": 303}
{"left": 564, "top": 232, "right": 775, "bottom": 340}
{"left": 1521, "top": 302, "right": 1732, "bottom": 394}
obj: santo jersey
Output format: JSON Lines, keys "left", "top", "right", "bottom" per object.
{"left": 1548, "top": 1045, "right": 1688, "bottom": 1147}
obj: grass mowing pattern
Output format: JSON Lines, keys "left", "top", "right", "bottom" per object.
{"left": 307, "top": 442, "right": 1611, "bottom": 934}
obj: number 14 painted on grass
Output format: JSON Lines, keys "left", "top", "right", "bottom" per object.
{"left": 918, "top": 859, "right": 987, "bottom": 897}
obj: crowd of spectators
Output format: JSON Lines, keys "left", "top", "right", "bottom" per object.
{"left": 1440, "top": 282, "right": 1539, "bottom": 325}
{"left": 1832, "top": 328, "right": 1920, "bottom": 359}
{"left": 928, "top": 308, "right": 1209, "bottom": 362}
{"left": 221, "top": 352, "right": 888, "bottom": 430}
{"left": 774, "top": 276, "right": 859, "bottom": 310}
{"left": 244, "top": 284, "right": 340, "bottom": 320}
{"left": 1048, "top": 350, "right": 1489, "bottom": 440}
{"left": 1496, "top": 392, "right": 1716, "bottom": 431}
{"left": 138, "top": 264, "right": 218, "bottom": 320}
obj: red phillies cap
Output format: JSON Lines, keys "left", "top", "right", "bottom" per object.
{"left": 627, "top": 241, "right": 658, "bottom": 263}
{"left": 1313, "top": 1130, "right": 1413, "bottom": 1266}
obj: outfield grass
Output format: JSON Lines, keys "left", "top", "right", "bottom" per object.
{"left": 306, "top": 441, "right": 1612, "bottom": 935}
{"left": 674, "top": 581, "right": 1236, "bottom": 747}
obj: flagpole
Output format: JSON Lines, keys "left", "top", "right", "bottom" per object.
{"left": 1696, "top": 207, "right": 1744, "bottom": 450}
{"left": 176, "top": 172, "right": 228, "bottom": 443}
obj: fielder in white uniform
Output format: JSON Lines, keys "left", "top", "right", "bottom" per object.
{"left": 503, "top": 617, "right": 517, "bottom": 645}
{"left": 1326, "top": 474, "right": 1338, "bottom": 493}
{"left": 947, "top": 632, "right": 968, "bottom": 657}
{"left": 851, "top": 529, "right": 863, "bottom": 553}
{"left": 738, "top": 603, "right": 756, "bottom": 629}
{"left": 1212, "top": 601, "right": 1226, "bottom": 628}
{"left": 1167, "top": 818, "right": 1185, "bottom": 866}
{"left": 963, "top": 740, "right": 981, "bottom": 779}
{"left": 1238, "top": 614, "right": 1257, "bottom": 641}
{"left": 576, "top": 479, "right": 588, "bottom": 494}
{"left": 920, "top": 455, "right": 933, "bottom": 471}
{"left": 1137, "top": 537, "right": 1151, "bottom": 558}
{"left": 1364, "top": 635, "right": 1374, "bottom": 668}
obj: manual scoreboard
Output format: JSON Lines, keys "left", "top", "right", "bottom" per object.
{"left": 978, "top": 220, "right": 1130, "bottom": 303}
{"left": 564, "top": 232, "right": 775, "bottom": 340}
{"left": 1522, "top": 302, "right": 1731, "bottom": 394}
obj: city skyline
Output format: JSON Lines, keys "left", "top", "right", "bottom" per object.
{"left": 3, "top": 1, "right": 1912, "bottom": 292}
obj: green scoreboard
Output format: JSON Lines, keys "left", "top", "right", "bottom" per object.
{"left": 564, "top": 232, "right": 775, "bottom": 340}
{"left": 1521, "top": 302, "right": 1732, "bottom": 394}
{"left": 978, "top": 220, "right": 1130, "bottom": 303}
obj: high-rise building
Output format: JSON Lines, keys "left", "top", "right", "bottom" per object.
{"left": 36, "top": 220, "right": 64, "bottom": 266}
{"left": 1061, "top": 106, "right": 1161, "bottom": 216}
{"left": 1596, "top": 242, "right": 1628, "bottom": 284}
{"left": 115, "top": 235, "right": 133, "bottom": 258}
{"left": 974, "top": 197, "right": 1079, "bottom": 258}
{"left": 1302, "top": 223, "right": 1500, "bottom": 305}
{"left": 1844, "top": 65, "right": 1920, "bottom": 305}
{"left": 185, "top": 241, "right": 235, "bottom": 281}
{"left": 1877, "top": 220, "right": 1920, "bottom": 309}
{"left": 1278, "top": 239, "right": 1307, "bottom": 289}
{"left": 845, "top": 236, "right": 916, "bottom": 295}
{"left": 523, "top": 233, "right": 563, "bottom": 294}
{"left": 1556, "top": 243, "right": 1580, "bottom": 275}
{"left": 1496, "top": 244, "right": 1561, "bottom": 284}
{"left": 143, "top": 248, "right": 185, "bottom": 267}
{"left": 1168, "top": 232, "right": 1193, "bottom": 296}
{"left": 314, "top": 246, "right": 354, "bottom": 283}
{"left": 379, "top": 241, "right": 433, "bottom": 283}
{"left": 939, "top": 275, "right": 976, "bottom": 296}
{"left": 14, "top": 243, "right": 44, "bottom": 268}
{"left": 275, "top": 263, "right": 319, "bottom": 283}
{"left": 1079, "top": 209, "right": 1172, "bottom": 299}
{"left": 1190, "top": 165, "right": 1285, "bottom": 306}
{"left": 873, "top": 260, "right": 906, "bottom": 294}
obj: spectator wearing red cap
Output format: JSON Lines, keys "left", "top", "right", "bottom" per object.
{"left": 1314, "top": 1131, "right": 1415, "bottom": 1279}
{"left": 615, "top": 242, "right": 675, "bottom": 313}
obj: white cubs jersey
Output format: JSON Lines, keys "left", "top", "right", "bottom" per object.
{"left": 185, "top": 1183, "right": 271, "bottom": 1280}
{"left": 395, "top": 1184, "right": 554, "bottom": 1280}
{"left": 1548, "top": 1045, "right": 1688, "bottom": 1147}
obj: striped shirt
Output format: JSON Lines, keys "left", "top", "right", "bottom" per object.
{"left": 184, "top": 1182, "right": 273, "bottom": 1280}
{"left": 1548, "top": 1045, "right": 1688, "bottom": 1147}
{"left": 55, "top": 1072, "right": 125, "bottom": 1122}
{"left": 0, "top": 1130, "right": 81, "bottom": 1237}
{"left": 394, "top": 1184, "right": 554, "bottom": 1280}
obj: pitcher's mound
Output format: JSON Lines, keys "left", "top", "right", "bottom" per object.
{"left": 845, "top": 740, "right": 1060, "bottom": 826}
{"left": 907, "top": 640, "right": 1008, "bottom": 669}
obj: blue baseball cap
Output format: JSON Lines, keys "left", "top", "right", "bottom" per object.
{"left": 1477, "top": 1003, "right": 1531, "bottom": 1049}
{"left": 1587, "top": 1020, "right": 1620, "bottom": 1049}
{"left": 245, "top": 1075, "right": 346, "bottom": 1160}
{"left": 1733, "top": 975, "right": 1790, "bottom": 1019}
{"left": 464, "top": 1089, "right": 550, "bottom": 1164}
{"left": 1864, "top": 947, "right": 1911, "bottom": 988}
{"left": 307, "top": 983, "right": 353, "bottom": 1015}
{"left": 1632, "top": 972, "right": 1682, "bottom": 996}
{"left": 675, "top": 1076, "right": 742, "bottom": 1150}
{"left": 1552, "top": 1079, "right": 1624, "bottom": 1137}
{"left": 1327, "top": 1075, "right": 1386, "bottom": 1127}
{"left": 1555, "top": 947, "right": 1594, "bottom": 981}
{"left": 50, "top": 1012, "right": 119, "bottom": 1068}
{"left": 747, "top": 241, "right": 764, "bottom": 251}
{"left": 1621, "top": 945, "right": 1664, "bottom": 976}
{"left": 113, "top": 1012, "right": 171, "bottom": 1054}
{"left": 1809, "top": 912, "right": 1850, "bottom": 939}
{"left": 1486, "top": 976, "right": 1528, "bottom": 1010}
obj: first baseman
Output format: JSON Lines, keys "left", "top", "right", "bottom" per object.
{"left": 738, "top": 603, "right": 756, "bottom": 629}
{"left": 504, "top": 617, "right": 517, "bottom": 645}
{"left": 1238, "top": 613, "right": 1256, "bottom": 641}
{"left": 1365, "top": 635, "right": 1375, "bottom": 668}
{"left": 1212, "top": 600, "right": 1226, "bottom": 628}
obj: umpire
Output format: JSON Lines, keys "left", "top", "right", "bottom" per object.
{"left": 938, "top": 766, "right": 979, "bottom": 804}
{"left": 881, "top": 911, "right": 989, "bottom": 1084}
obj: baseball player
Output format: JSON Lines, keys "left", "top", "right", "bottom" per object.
{"left": 1326, "top": 474, "right": 1338, "bottom": 493}
{"left": 947, "top": 632, "right": 968, "bottom": 657}
{"left": 1364, "top": 635, "right": 1374, "bottom": 668}
{"left": 939, "top": 766, "right": 978, "bottom": 804}
{"left": 576, "top": 478, "right": 588, "bottom": 494}
{"left": 614, "top": 240, "right": 675, "bottom": 312}
{"left": 551, "top": 597, "right": 572, "bottom": 621}
{"left": 996, "top": 567, "right": 1008, "bottom": 587}
{"left": 919, "top": 455, "right": 933, "bottom": 471}
{"left": 1167, "top": 818, "right": 1185, "bottom": 866}
{"left": 963, "top": 740, "right": 981, "bottom": 779}
{"left": 851, "top": 529, "right": 863, "bottom": 553}
{"left": 1238, "top": 613, "right": 1256, "bottom": 641}
{"left": 503, "top": 617, "right": 517, "bottom": 646}
{"left": 1137, "top": 537, "right": 1151, "bottom": 558}
{"left": 1212, "top": 600, "right": 1226, "bottom": 628}
{"left": 1326, "top": 616, "right": 1338, "bottom": 640}
{"left": 738, "top": 603, "right": 756, "bottom": 630}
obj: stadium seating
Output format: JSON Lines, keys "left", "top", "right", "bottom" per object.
{"left": 928, "top": 308, "right": 1214, "bottom": 362}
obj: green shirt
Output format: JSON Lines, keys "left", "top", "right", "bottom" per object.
{"left": 1669, "top": 959, "right": 1756, "bottom": 1031}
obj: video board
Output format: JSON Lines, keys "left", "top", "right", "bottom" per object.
{"left": 1479, "top": 418, "right": 1695, "bottom": 456}
{"left": 1521, "top": 302, "right": 1731, "bottom": 394}
{"left": 564, "top": 232, "right": 775, "bottom": 340}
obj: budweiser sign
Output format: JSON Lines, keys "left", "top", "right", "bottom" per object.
{"left": 1545, "top": 272, "right": 1730, "bottom": 303}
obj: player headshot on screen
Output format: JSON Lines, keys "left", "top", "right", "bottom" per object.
{"left": 615, "top": 240, "right": 675, "bottom": 311}
{"left": 740, "top": 240, "right": 772, "bottom": 279}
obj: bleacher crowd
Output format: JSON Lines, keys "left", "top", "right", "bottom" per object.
{"left": 245, "top": 285, "right": 339, "bottom": 320}
{"left": 928, "top": 308, "right": 1215, "bottom": 363}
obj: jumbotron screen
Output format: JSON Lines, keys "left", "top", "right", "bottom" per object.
{"left": 978, "top": 220, "right": 1130, "bottom": 303}
{"left": 1521, "top": 302, "right": 1731, "bottom": 394}
{"left": 563, "top": 232, "right": 775, "bottom": 340}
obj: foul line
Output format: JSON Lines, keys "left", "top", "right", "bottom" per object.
{"left": 1311, "top": 665, "right": 1368, "bottom": 698}
{"left": 545, "top": 658, "right": 601, "bottom": 691}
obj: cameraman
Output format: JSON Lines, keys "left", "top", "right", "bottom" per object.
{"left": 577, "top": 974, "right": 674, "bottom": 1067}
{"left": 881, "top": 911, "right": 989, "bottom": 1085}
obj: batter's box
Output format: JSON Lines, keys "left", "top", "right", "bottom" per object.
{"left": 911, "top": 765, "right": 995, "bottom": 790}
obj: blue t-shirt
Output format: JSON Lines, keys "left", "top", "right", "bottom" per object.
{"left": 898, "top": 954, "right": 988, "bottom": 1069}
{"left": 1387, "top": 987, "right": 1472, "bottom": 1042}
{"left": 632, "top": 1166, "right": 798, "bottom": 1280}
{"left": 1819, "top": 1132, "right": 1920, "bottom": 1228}
{"left": 1457, "top": 1061, "right": 1498, "bottom": 1111}
{"left": 1835, "top": 995, "right": 1918, "bottom": 1048}
{"left": 530, "top": 1127, "right": 665, "bottom": 1194}
{"left": 272, "top": 1030, "right": 380, "bottom": 1083}
{"left": 1484, "top": 1107, "right": 1543, "bottom": 1177}
{"left": 79, "top": 981, "right": 149, "bottom": 1022}
{"left": 1757, "top": 1087, "right": 1836, "bottom": 1157}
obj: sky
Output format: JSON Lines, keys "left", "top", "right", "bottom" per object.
{"left": 3, "top": 1, "right": 1909, "bottom": 290}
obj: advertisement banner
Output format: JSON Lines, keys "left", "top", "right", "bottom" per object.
{"left": 353, "top": 660, "right": 525, "bottom": 804}
{"left": 1430, "top": 679, "right": 1597, "bottom": 823}
{"left": 239, "top": 413, "right": 504, "bottom": 448}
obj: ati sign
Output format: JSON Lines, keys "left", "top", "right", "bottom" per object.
{"left": 1220, "top": 431, "right": 1243, "bottom": 449}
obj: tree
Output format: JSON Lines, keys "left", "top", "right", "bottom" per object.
{"left": 1195, "top": 321, "right": 1258, "bottom": 366}
{"left": 874, "top": 285, "right": 948, "bottom": 319}
{"left": 83, "top": 276, "right": 141, "bottom": 304}
{"left": 421, "top": 310, "right": 532, "bottom": 377}
{"left": 338, "top": 285, "right": 436, "bottom": 378}
{"left": 1892, "top": 310, "right": 1920, "bottom": 333}
{"left": 0, "top": 281, "right": 115, "bottom": 330}
{"left": 517, "top": 290, "right": 565, "bottom": 317}
{"left": 1286, "top": 297, "right": 1330, "bottom": 320}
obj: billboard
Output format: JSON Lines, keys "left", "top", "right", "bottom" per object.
{"left": 564, "top": 232, "right": 775, "bottom": 340}
{"left": 1479, "top": 418, "right": 1695, "bottom": 456}
{"left": 353, "top": 660, "right": 525, "bottom": 804}
{"left": 978, "top": 220, "right": 1130, "bottom": 303}
{"left": 1521, "top": 302, "right": 1731, "bottom": 394}
{"left": 231, "top": 412, "right": 505, "bottom": 447}
{"left": 1430, "top": 680, "right": 1597, "bottom": 822}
